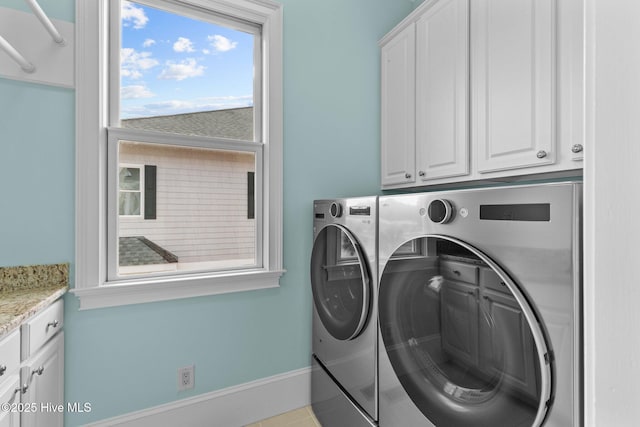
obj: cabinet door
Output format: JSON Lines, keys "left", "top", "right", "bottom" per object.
{"left": 480, "top": 291, "right": 538, "bottom": 399}
{"left": 0, "top": 374, "right": 20, "bottom": 427}
{"left": 415, "top": 0, "right": 469, "bottom": 181}
{"left": 441, "top": 280, "right": 479, "bottom": 368}
{"left": 381, "top": 24, "right": 416, "bottom": 186}
{"left": 559, "top": 0, "right": 585, "bottom": 163}
{"left": 21, "top": 333, "right": 64, "bottom": 427}
{"left": 472, "top": 0, "right": 556, "bottom": 173}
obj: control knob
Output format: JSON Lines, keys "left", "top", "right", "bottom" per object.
{"left": 330, "top": 202, "right": 343, "bottom": 218}
{"left": 428, "top": 199, "right": 454, "bottom": 224}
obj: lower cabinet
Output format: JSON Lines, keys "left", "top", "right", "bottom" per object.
{"left": 479, "top": 291, "right": 538, "bottom": 399}
{"left": 0, "top": 298, "right": 64, "bottom": 427}
{"left": 440, "top": 263, "right": 538, "bottom": 400}
{"left": 20, "top": 333, "right": 64, "bottom": 427}
{"left": 441, "top": 280, "right": 479, "bottom": 367}
{"left": 0, "top": 374, "right": 21, "bottom": 427}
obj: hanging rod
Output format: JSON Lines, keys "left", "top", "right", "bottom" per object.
{"left": 24, "top": 0, "right": 65, "bottom": 45}
{"left": 0, "top": 35, "right": 35, "bottom": 73}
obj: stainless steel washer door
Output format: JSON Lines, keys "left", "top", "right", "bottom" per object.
{"left": 379, "top": 235, "right": 552, "bottom": 427}
{"left": 311, "top": 224, "right": 371, "bottom": 341}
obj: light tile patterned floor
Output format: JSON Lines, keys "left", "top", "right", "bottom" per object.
{"left": 245, "top": 406, "right": 321, "bottom": 427}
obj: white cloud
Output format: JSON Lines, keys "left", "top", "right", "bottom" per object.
{"left": 158, "top": 58, "right": 205, "bottom": 81}
{"left": 121, "top": 69, "right": 143, "bottom": 79}
{"left": 121, "top": 48, "right": 159, "bottom": 80}
{"left": 173, "top": 37, "right": 195, "bottom": 53}
{"left": 121, "top": 85, "right": 155, "bottom": 99}
{"left": 202, "top": 49, "right": 211, "bottom": 55}
{"left": 142, "top": 38, "right": 156, "bottom": 48}
{"left": 207, "top": 35, "right": 238, "bottom": 53}
{"left": 121, "top": 1, "right": 148, "bottom": 29}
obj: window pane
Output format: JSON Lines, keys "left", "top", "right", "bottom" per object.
{"left": 117, "top": 140, "right": 257, "bottom": 276}
{"left": 119, "top": 167, "right": 140, "bottom": 190}
{"left": 119, "top": 1, "right": 257, "bottom": 141}
{"left": 119, "top": 192, "right": 141, "bottom": 215}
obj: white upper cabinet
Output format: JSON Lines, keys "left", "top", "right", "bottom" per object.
{"left": 380, "top": 0, "right": 469, "bottom": 187}
{"left": 416, "top": 0, "right": 469, "bottom": 181}
{"left": 381, "top": 24, "right": 416, "bottom": 186}
{"left": 380, "top": 0, "right": 584, "bottom": 189}
{"left": 472, "top": 0, "right": 556, "bottom": 173}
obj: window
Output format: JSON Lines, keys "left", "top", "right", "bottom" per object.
{"left": 75, "top": 0, "right": 283, "bottom": 309}
{"left": 119, "top": 165, "right": 143, "bottom": 216}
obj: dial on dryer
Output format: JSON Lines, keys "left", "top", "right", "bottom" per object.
{"left": 428, "top": 199, "right": 454, "bottom": 224}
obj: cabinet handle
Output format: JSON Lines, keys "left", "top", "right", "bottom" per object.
{"left": 571, "top": 144, "right": 584, "bottom": 153}
{"left": 418, "top": 171, "right": 425, "bottom": 177}
{"left": 0, "top": 365, "right": 6, "bottom": 376}
{"left": 453, "top": 270, "right": 461, "bottom": 276}
{"left": 46, "top": 320, "right": 59, "bottom": 331}
{"left": 32, "top": 366, "right": 45, "bottom": 376}
{"left": 405, "top": 173, "right": 412, "bottom": 179}
{"left": 15, "top": 384, "right": 28, "bottom": 395}
{"left": 536, "top": 150, "right": 548, "bottom": 159}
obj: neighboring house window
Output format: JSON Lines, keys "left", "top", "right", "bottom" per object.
{"left": 119, "top": 165, "right": 143, "bottom": 217}
{"left": 75, "top": 0, "right": 283, "bottom": 309}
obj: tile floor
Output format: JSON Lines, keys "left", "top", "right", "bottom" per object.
{"left": 245, "top": 406, "right": 321, "bottom": 427}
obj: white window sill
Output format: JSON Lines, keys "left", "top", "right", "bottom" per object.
{"left": 70, "top": 269, "right": 286, "bottom": 310}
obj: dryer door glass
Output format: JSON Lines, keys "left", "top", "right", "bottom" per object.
{"left": 311, "top": 224, "right": 371, "bottom": 341}
{"left": 378, "top": 236, "right": 552, "bottom": 427}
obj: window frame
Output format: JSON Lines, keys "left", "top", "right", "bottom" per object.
{"left": 74, "top": 0, "right": 284, "bottom": 310}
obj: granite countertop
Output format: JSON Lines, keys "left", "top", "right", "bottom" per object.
{"left": 0, "top": 263, "right": 69, "bottom": 340}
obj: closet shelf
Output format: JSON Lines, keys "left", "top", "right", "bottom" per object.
{"left": 0, "top": 1, "right": 74, "bottom": 88}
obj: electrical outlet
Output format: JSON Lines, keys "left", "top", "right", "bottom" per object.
{"left": 177, "top": 365, "right": 195, "bottom": 391}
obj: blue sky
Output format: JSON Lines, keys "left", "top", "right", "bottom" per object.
{"left": 120, "top": 1, "right": 255, "bottom": 119}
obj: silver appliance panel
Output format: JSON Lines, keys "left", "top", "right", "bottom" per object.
{"left": 377, "top": 182, "right": 581, "bottom": 427}
{"left": 311, "top": 196, "right": 378, "bottom": 422}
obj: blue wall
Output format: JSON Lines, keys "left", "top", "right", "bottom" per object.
{"left": 0, "top": 0, "right": 414, "bottom": 425}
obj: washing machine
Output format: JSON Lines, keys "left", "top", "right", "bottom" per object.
{"left": 377, "top": 182, "right": 582, "bottom": 427}
{"left": 310, "top": 197, "right": 378, "bottom": 427}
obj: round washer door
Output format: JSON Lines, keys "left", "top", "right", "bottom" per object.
{"left": 310, "top": 224, "right": 371, "bottom": 341}
{"left": 379, "top": 235, "right": 552, "bottom": 427}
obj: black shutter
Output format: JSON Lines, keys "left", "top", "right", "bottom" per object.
{"left": 247, "top": 171, "right": 255, "bottom": 219}
{"left": 144, "top": 165, "right": 157, "bottom": 220}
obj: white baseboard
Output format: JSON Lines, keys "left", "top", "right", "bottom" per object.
{"left": 87, "top": 367, "right": 312, "bottom": 427}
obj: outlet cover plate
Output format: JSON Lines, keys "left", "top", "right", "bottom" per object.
{"left": 177, "top": 365, "right": 195, "bottom": 391}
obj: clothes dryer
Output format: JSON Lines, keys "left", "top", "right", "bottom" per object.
{"left": 377, "top": 183, "right": 581, "bottom": 427}
{"left": 310, "top": 197, "right": 377, "bottom": 427}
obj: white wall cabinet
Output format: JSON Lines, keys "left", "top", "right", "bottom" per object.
{"left": 472, "top": 0, "right": 556, "bottom": 173}
{"left": 381, "top": 0, "right": 469, "bottom": 186}
{"left": 381, "top": 23, "right": 416, "bottom": 186}
{"left": 380, "top": 0, "right": 584, "bottom": 189}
